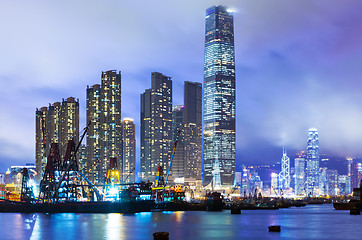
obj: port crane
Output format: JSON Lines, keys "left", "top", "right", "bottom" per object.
{"left": 38, "top": 121, "right": 103, "bottom": 202}
{"left": 152, "top": 131, "right": 185, "bottom": 202}
{"left": 165, "top": 130, "right": 181, "bottom": 187}
{"left": 123, "top": 167, "right": 135, "bottom": 183}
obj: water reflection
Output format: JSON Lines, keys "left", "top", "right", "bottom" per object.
{"left": 173, "top": 211, "right": 184, "bottom": 222}
{"left": 1, "top": 205, "right": 361, "bottom": 240}
{"left": 106, "top": 214, "right": 125, "bottom": 239}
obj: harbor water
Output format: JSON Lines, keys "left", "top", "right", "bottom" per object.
{"left": 0, "top": 204, "right": 361, "bottom": 240}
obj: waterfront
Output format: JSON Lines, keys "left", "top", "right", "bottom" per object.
{"left": 0, "top": 204, "right": 360, "bottom": 240}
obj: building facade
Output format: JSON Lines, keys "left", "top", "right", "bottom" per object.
{"left": 305, "top": 128, "right": 320, "bottom": 196}
{"left": 326, "top": 169, "right": 338, "bottom": 196}
{"left": 35, "top": 107, "right": 48, "bottom": 182}
{"left": 171, "top": 105, "right": 185, "bottom": 179}
{"left": 86, "top": 71, "right": 122, "bottom": 184}
{"left": 59, "top": 97, "right": 79, "bottom": 158}
{"left": 203, "top": 5, "right": 236, "bottom": 186}
{"left": 86, "top": 84, "right": 101, "bottom": 183}
{"left": 35, "top": 98, "right": 79, "bottom": 182}
{"left": 140, "top": 89, "right": 152, "bottom": 181}
{"left": 141, "top": 72, "right": 172, "bottom": 181}
{"left": 47, "top": 102, "right": 62, "bottom": 148}
{"left": 184, "top": 81, "right": 202, "bottom": 180}
{"left": 294, "top": 157, "right": 305, "bottom": 195}
{"left": 278, "top": 150, "right": 290, "bottom": 191}
{"left": 100, "top": 70, "right": 122, "bottom": 180}
{"left": 122, "top": 118, "right": 136, "bottom": 183}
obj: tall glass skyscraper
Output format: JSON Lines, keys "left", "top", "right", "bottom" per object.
{"left": 306, "top": 128, "right": 319, "bottom": 196}
{"left": 203, "top": 5, "right": 236, "bottom": 186}
{"left": 278, "top": 150, "right": 290, "bottom": 191}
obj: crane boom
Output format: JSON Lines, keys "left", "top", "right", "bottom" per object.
{"left": 76, "top": 171, "right": 103, "bottom": 200}
{"left": 54, "top": 121, "right": 91, "bottom": 201}
{"left": 164, "top": 130, "right": 181, "bottom": 187}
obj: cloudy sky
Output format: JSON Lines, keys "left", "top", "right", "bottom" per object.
{"left": 1, "top": 0, "right": 362, "bottom": 172}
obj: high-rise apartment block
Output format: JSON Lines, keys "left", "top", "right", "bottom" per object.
{"left": 306, "top": 128, "right": 320, "bottom": 196}
{"left": 47, "top": 102, "right": 62, "bottom": 147}
{"left": 86, "top": 70, "right": 122, "bottom": 184}
{"left": 35, "top": 97, "right": 79, "bottom": 182}
{"left": 122, "top": 118, "right": 136, "bottom": 183}
{"left": 86, "top": 84, "right": 101, "bottom": 182}
{"left": 59, "top": 97, "right": 79, "bottom": 157}
{"left": 35, "top": 107, "right": 48, "bottom": 183}
{"left": 141, "top": 72, "right": 172, "bottom": 181}
{"left": 203, "top": 5, "right": 236, "bottom": 186}
{"left": 78, "top": 144, "right": 87, "bottom": 175}
{"left": 100, "top": 70, "right": 122, "bottom": 176}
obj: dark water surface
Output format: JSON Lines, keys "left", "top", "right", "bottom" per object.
{"left": 0, "top": 204, "right": 361, "bottom": 240}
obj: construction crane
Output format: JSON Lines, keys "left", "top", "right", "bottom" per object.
{"left": 21, "top": 168, "right": 34, "bottom": 202}
{"left": 271, "top": 186, "right": 279, "bottom": 197}
{"left": 54, "top": 121, "right": 91, "bottom": 201}
{"left": 152, "top": 131, "right": 182, "bottom": 202}
{"left": 164, "top": 130, "right": 181, "bottom": 187}
{"left": 85, "top": 159, "right": 100, "bottom": 176}
{"left": 123, "top": 167, "right": 135, "bottom": 183}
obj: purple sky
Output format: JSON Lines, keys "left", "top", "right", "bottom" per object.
{"left": 1, "top": 0, "right": 362, "bottom": 172}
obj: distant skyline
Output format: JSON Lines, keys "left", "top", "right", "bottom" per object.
{"left": 1, "top": 0, "right": 362, "bottom": 172}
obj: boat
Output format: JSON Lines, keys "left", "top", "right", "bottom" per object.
{"left": 333, "top": 185, "right": 361, "bottom": 210}
{"left": 205, "top": 192, "right": 224, "bottom": 211}
{"left": 333, "top": 200, "right": 360, "bottom": 210}
{"left": 0, "top": 199, "right": 35, "bottom": 213}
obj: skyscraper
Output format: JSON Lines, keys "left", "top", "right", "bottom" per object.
{"left": 306, "top": 128, "right": 320, "bottom": 196}
{"left": 203, "top": 5, "right": 236, "bottom": 186}
{"left": 326, "top": 169, "right": 338, "bottom": 196}
{"left": 86, "top": 84, "right": 101, "bottom": 183}
{"left": 172, "top": 105, "right": 184, "bottom": 179}
{"left": 294, "top": 157, "right": 305, "bottom": 195}
{"left": 278, "top": 149, "right": 290, "bottom": 191}
{"left": 35, "top": 106, "right": 48, "bottom": 183}
{"left": 122, "top": 118, "right": 136, "bottom": 183}
{"left": 184, "top": 81, "right": 202, "bottom": 180}
{"left": 35, "top": 98, "right": 79, "bottom": 182}
{"left": 59, "top": 97, "right": 79, "bottom": 158}
{"left": 78, "top": 144, "right": 87, "bottom": 175}
{"left": 86, "top": 71, "right": 122, "bottom": 184}
{"left": 141, "top": 72, "right": 172, "bottom": 181}
{"left": 47, "top": 102, "right": 61, "bottom": 147}
{"left": 140, "top": 89, "right": 152, "bottom": 180}
{"left": 100, "top": 70, "right": 122, "bottom": 174}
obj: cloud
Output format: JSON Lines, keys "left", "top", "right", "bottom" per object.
{"left": 1, "top": 0, "right": 362, "bottom": 171}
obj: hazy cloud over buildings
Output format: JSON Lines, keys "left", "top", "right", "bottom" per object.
{"left": 1, "top": 0, "right": 362, "bottom": 171}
